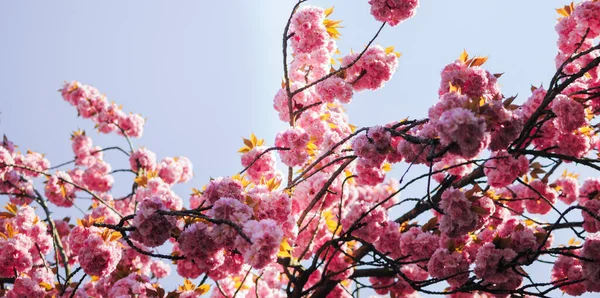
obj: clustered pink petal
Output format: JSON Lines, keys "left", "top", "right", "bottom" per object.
{"left": 342, "top": 201, "right": 388, "bottom": 243}
{"left": 484, "top": 150, "right": 529, "bottom": 188}
{"left": 551, "top": 254, "right": 587, "bottom": 296}
{"left": 368, "top": 0, "right": 419, "bottom": 26}
{"left": 201, "top": 176, "right": 244, "bottom": 204}
{"left": 582, "top": 199, "right": 600, "bottom": 233}
{"left": 129, "top": 147, "right": 157, "bottom": 172}
{"left": 581, "top": 233, "right": 600, "bottom": 292}
{"left": 61, "top": 81, "right": 145, "bottom": 138}
{"left": 551, "top": 94, "right": 586, "bottom": 133}
{"left": 400, "top": 227, "right": 440, "bottom": 263}
{"left": 108, "top": 273, "right": 153, "bottom": 297}
{"left": 44, "top": 170, "right": 77, "bottom": 207}
{"left": 427, "top": 248, "right": 469, "bottom": 287}
{"left": 439, "top": 61, "right": 500, "bottom": 100}
{"left": 275, "top": 127, "right": 310, "bottom": 167}
{"left": 342, "top": 45, "right": 398, "bottom": 91}
{"left": 158, "top": 156, "right": 194, "bottom": 184}
{"left": 315, "top": 77, "right": 354, "bottom": 104}
{"left": 555, "top": 176, "right": 580, "bottom": 204}
{"left": 208, "top": 197, "right": 254, "bottom": 248}
{"left": 0, "top": 234, "right": 33, "bottom": 277}
{"left": 76, "top": 230, "right": 122, "bottom": 276}
{"left": 474, "top": 243, "right": 519, "bottom": 284}
{"left": 435, "top": 108, "right": 488, "bottom": 159}
{"left": 130, "top": 196, "right": 177, "bottom": 247}
{"left": 240, "top": 146, "right": 278, "bottom": 183}
{"left": 236, "top": 219, "right": 283, "bottom": 269}
{"left": 439, "top": 188, "right": 478, "bottom": 237}
{"left": 523, "top": 180, "right": 558, "bottom": 215}
{"left": 178, "top": 222, "right": 225, "bottom": 270}
{"left": 290, "top": 6, "right": 329, "bottom": 54}
{"left": 82, "top": 160, "right": 114, "bottom": 193}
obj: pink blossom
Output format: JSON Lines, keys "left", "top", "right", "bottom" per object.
{"left": 44, "top": 171, "right": 77, "bottom": 207}
{"left": 574, "top": 1, "right": 600, "bottom": 39}
{"left": 129, "top": 147, "right": 157, "bottom": 172}
{"left": 208, "top": 197, "right": 253, "bottom": 248}
{"left": 342, "top": 201, "right": 387, "bottom": 243}
{"left": 439, "top": 61, "right": 500, "bottom": 100}
{"left": 368, "top": 0, "right": 419, "bottom": 26}
{"left": 236, "top": 219, "right": 283, "bottom": 269}
{"left": 108, "top": 273, "right": 153, "bottom": 297}
{"left": 290, "top": 6, "right": 329, "bottom": 54}
{"left": 474, "top": 243, "right": 518, "bottom": 284}
{"left": 342, "top": 45, "right": 398, "bottom": 91}
{"left": 77, "top": 230, "right": 122, "bottom": 276}
{"left": 551, "top": 254, "right": 587, "bottom": 296}
{"left": 241, "top": 146, "right": 278, "bottom": 183}
{"left": 118, "top": 113, "right": 145, "bottom": 138}
{"left": 439, "top": 187, "right": 478, "bottom": 237}
{"left": 400, "top": 227, "right": 440, "bottom": 263}
{"left": 275, "top": 127, "right": 310, "bottom": 167}
{"left": 150, "top": 260, "right": 171, "bottom": 279}
{"left": 484, "top": 150, "right": 529, "bottom": 188}
{"left": 82, "top": 160, "right": 114, "bottom": 192}
{"left": 315, "top": 77, "right": 353, "bottom": 104}
{"left": 6, "top": 276, "right": 48, "bottom": 298}
{"left": 0, "top": 234, "right": 33, "bottom": 277}
{"left": 582, "top": 233, "right": 600, "bottom": 292}
{"left": 428, "top": 248, "right": 469, "bottom": 287}
{"left": 435, "top": 108, "right": 488, "bottom": 159}
{"left": 130, "top": 196, "right": 177, "bottom": 247}
{"left": 582, "top": 199, "right": 600, "bottom": 233}
{"left": 523, "top": 180, "right": 558, "bottom": 215}
{"left": 201, "top": 176, "right": 244, "bottom": 204}
{"left": 552, "top": 94, "right": 586, "bottom": 133}
{"left": 555, "top": 176, "right": 580, "bottom": 205}
{"left": 178, "top": 222, "right": 225, "bottom": 270}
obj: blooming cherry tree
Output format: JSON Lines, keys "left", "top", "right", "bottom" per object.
{"left": 3, "top": 0, "right": 600, "bottom": 297}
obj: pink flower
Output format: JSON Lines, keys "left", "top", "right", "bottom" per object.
{"left": 82, "top": 160, "right": 114, "bottom": 193}
{"left": 428, "top": 248, "right": 469, "bottom": 287}
{"left": 129, "top": 147, "right": 157, "bottom": 172}
{"left": 108, "top": 273, "right": 153, "bottom": 297}
{"left": 523, "top": 180, "right": 558, "bottom": 215}
{"left": 118, "top": 113, "right": 145, "bottom": 138}
{"left": 474, "top": 243, "right": 518, "bottom": 284}
{"left": 574, "top": 1, "right": 600, "bottom": 39}
{"left": 439, "top": 188, "right": 478, "bottom": 237}
{"left": 290, "top": 6, "right": 329, "bottom": 54}
{"left": 342, "top": 45, "right": 398, "bottom": 91}
{"left": 551, "top": 254, "right": 587, "bottom": 296}
{"left": 368, "top": 0, "right": 419, "bottom": 26}
{"left": 208, "top": 197, "right": 253, "bottom": 248}
{"left": 435, "top": 108, "right": 488, "bottom": 159}
{"left": 178, "top": 222, "right": 225, "bottom": 270}
{"left": 0, "top": 234, "right": 33, "bottom": 277}
{"left": 0, "top": 147, "right": 14, "bottom": 178}
{"left": 552, "top": 94, "right": 586, "bottom": 133}
{"left": 44, "top": 171, "right": 77, "bottom": 207}
{"left": 236, "top": 219, "right": 283, "bottom": 269}
{"left": 158, "top": 156, "right": 193, "bottom": 184}
{"left": 201, "top": 176, "right": 244, "bottom": 204}
{"left": 484, "top": 150, "right": 529, "bottom": 188}
{"left": 130, "top": 196, "right": 176, "bottom": 247}
{"left": 555, "top": 176, "right": 579, "bottom": 205}
{"left": 582, "top": 233, "right": 600, "bottom": 292}
{"left": 582, "top": 199, "right": 600, "bottom": 233}
{"left": 342, "top": 201, "right": 388, "bottom": 243}
{"left": 275, "top": 127, "right": 310, "bottom": 167}
{"left": 150, "top": 260, "right": 171, "bottom": 279}
{"left": 439, "top": 61, "right": 500, "bottom": 100}
{"left": 240, "top": 146, "right": 278, "bottom": 183}
{"left": 315, "top": 77, "right": 354, "bottom": 104}
{"left": 77, "top": 230, "right": 122, "bottom": 276}
{"left": 400, "top": 227, "right": 440, "bottom": 263}
{"left": 6, "top": 276, "right": 48, "bottom": 298}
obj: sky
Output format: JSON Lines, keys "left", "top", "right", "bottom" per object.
{"left": 0, "top": 0, "right": 595, "bottom": 297}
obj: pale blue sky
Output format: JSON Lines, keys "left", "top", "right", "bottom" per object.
{"left": 0, "top": 1, "right": 594, "bottom": 297}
